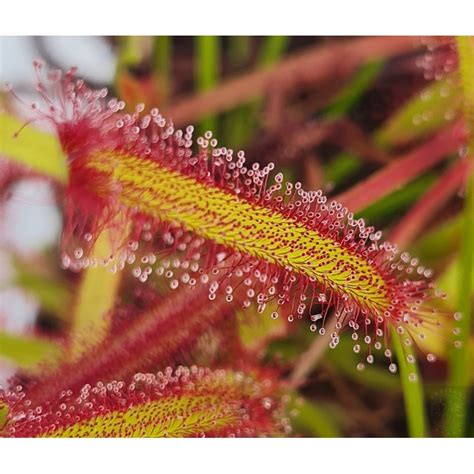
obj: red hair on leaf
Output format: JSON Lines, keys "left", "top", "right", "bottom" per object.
{"left": 3, "top": 61, "right": 463, "bottom": 376}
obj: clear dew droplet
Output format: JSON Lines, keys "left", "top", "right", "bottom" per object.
{"left": 408, "top": 373, "right": 418, "bottom": 382}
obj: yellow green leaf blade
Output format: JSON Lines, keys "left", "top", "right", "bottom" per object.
{"left": 0, "top": 403, "right": 8, "bottom": 430}
{"left": 3, "top": 367, "right": 282, "bottom": 438}
{"left": 391, "top": 327, "right": 426, "bottom": 438}
{"left": 286, "top": 392, "right": 340, "bottom": 437}
{"left": 13, "top": 262, "right": 71, "bottom": 319}
{"left": 456, "top": 36, "right": 474, "bottom": 136}
{"left": 69, "top": 230, "right": 123, "bottom": 360}
{"left": 375, "top": 76, "right": 462, "bottom": 149}
{"left": 444, "top": 35, "right": 474, "bottom": 438}
{"left": 237, "top": 302, "right": 287, "bottom": 353}
{"left": 0, "top": 331, "right": 61, "bottom": 370}
{"left": 0, "top": 113, "right": 67, "bottom": 182}
{"left": 46, "top": 395, "right": 236, "bottom": 438}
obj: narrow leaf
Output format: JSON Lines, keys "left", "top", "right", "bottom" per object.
{"left": 287, "top": 392, "right": 340, "bottom": 437}
{"left": 2, "top": 367, "right": 282, "bottom": 438}
{"left": 375, "top": 76, "right": 462, "bottom": 149}
{"left": 0, "top": 331, "right": 61, "bottom": 370}
{"left": 391, "top": 327, "right": 426, "bottom": 437}
{"left": 445, "top": 36, "right": 474, "bottom": 437}
{"left": 68, "top": 230, "right": 122, "bottom": 361}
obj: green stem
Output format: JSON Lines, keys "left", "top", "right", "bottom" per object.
{"left": 444, "top": 36, "right": 474, "bottom": 438}
{"left": 115, "top": 37, "right": 143, "bottom": 84}
{"left": 223, "top": 37, "right": 253, "bottom": 147}
{"left": 153, "top": 36, "right": 172, "bottom": 103}
{"left": 230, "top": 36, "right": 289, "bottom": 147}
{"left": 228, "top": 36, "right": 252, "bottom": 69}
{"left": 195, "top": 36, "right": 220, "bottom": 135}
{"left": 390, "top": 327, "right": 427, "bottom": 437}
{"left": 323, "top": 60, "right": 383, "bottom": 120}
{"left": 0, "top": 403, "right": 8, "bottom": 432}
{"left": 258, "top": 36, "right": 289, "bottom": 67}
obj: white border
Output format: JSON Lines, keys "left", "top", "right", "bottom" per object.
{"left": 0, "top": 438, "right": 471, "bottom": 473}
{"left": 1, "top": 0, "right": 474, "bottom": 35}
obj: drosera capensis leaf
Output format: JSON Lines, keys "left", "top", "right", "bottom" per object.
{"left": 48, "top": 395, "right": 236, "bottom": 437}
{"left": 1, "top": 367, "right": 284, "bottom": 438}
{"left": 22, "top": 274, "right": 241, "bottom": 408}
{"left": 4, "top": 62, "right": 459, "bottom": 378}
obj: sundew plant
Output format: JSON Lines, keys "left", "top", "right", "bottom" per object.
{"left": 0, "top": 36, "right": 473, "bottom": 438}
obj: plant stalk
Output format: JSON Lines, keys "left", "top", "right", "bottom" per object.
{"left": 444, "top": 35, "right": 474, "bottom": 438}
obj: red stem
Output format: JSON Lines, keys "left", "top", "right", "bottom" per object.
{"left": 335, "top": 122, "right": 465, "bottom": 213}
{"left": 165, "top": 37, "right": 426, "bottom": 127}
{"left": 390, "top": 159, "right": 468, "bottom": 248}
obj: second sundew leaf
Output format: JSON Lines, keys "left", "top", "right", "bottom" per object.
{"left": 21, "top": 274, "right": 244, "bottom": 408}
{"left": 0, "top": 113, "right": 67, "bottom": 182}
{"left": 375, "top": 75, "right": 462, "bottom": 149}
{"left": 53, "top": 395, "right": 237, "bottom": 437}
{"left": 2, "top": 367, "right": 283, "bottom": 438}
